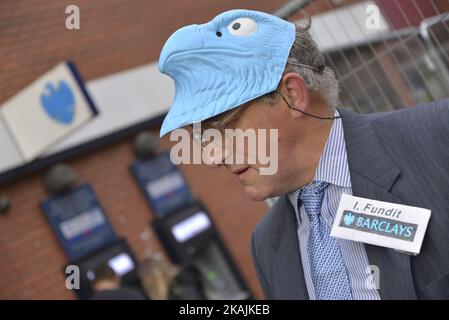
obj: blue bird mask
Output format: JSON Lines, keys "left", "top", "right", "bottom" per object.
{"left": 158, "top": 9, "right": 295, "bottom": 137}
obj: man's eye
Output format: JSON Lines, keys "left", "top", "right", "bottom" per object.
{"left": 227, "top": 18, "right": 257, "bottom": 36}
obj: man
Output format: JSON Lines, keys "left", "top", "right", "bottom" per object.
{"left": 159, "top": 9, "right": 449, "bottom": 299}
{"left": 89, "top": 264, "right": 146, "bottom": 300}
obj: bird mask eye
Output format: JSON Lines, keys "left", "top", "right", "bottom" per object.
{"left": 227, "top": 18, "right": 257, "bottom": 36}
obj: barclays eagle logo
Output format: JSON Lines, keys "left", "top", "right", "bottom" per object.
{"left": 343, "top": 212, "right": 355, "bottom": 226}
{"left": 40, "top": 80, "right": 75, "bottom": 125}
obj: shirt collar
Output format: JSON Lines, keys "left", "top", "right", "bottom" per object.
{"left": 288, "top": 109, "right": 351, "bottom": 211}
{"left": 315, "top": 109, "right": 351, "bottom": 188}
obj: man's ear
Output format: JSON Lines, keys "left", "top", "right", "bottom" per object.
{"left": 280, "top": 73, "right": 309, "bottom": 119}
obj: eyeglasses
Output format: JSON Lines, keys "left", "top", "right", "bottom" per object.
{"left": 191, "top": 105, "right": 247, "bottom": 149}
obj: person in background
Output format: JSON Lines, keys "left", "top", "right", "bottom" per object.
{"left": 138, "top": 254, "right": 207, "bottom": 300}
{"left": 138, "top": 254, "right": 178, "bottom": 300}
{"left": 168, "top": 264, "right": 208, "bottom": 300}
{"left": 89, "top": 264, "right": 146, "bottom": 300}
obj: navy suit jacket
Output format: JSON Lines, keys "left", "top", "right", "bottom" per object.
{"left": 251, "top": 99, "right": 449, "bottom": 299}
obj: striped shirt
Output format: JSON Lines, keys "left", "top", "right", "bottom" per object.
{"left": 288, "top": 110, "right": 380, "bottom": 300}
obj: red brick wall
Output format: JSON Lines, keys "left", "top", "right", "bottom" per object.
{"left": 0, "top": 0, "right": 294, "bottom": 300}
{"left": 0, "top": 0, "right": 294, "bottom": 103}
{"left": 0, "top": 132, "right": 270, "bottom": 299}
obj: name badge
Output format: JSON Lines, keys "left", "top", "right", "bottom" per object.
{"left": 330, "top": 194, "right": 431, "bottom": 255}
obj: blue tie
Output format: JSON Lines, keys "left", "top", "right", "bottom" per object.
{"left": 298, "top": 181, "right": 353, "bottom": 300}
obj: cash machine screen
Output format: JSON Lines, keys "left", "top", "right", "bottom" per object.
{"left": 130, "top": 152, "right": 194, "bottom": 217}
{"left": 71, "top": 239, "right": 141, "bottom": 299}
{"left": 153, "top": 203, "right": 252, "bottom": 300}
{"left": 171, "top": 211, "right": 211, "bottom": 243}
{"left": 41, "top": 184, "right": 117, "bottom": 261}
{"left": 86, "top": 252, "right": 135, "bottom": 281}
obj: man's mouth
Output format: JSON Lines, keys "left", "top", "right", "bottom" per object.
{"left": 232, "top": 166, "right": 250, "bottom": 178}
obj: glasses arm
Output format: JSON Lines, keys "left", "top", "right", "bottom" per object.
{"left": 207, "top": 105, "right": 246, "bottom": 130}
{"left": 275, "top": 90, "right": 340, "bottom": 120}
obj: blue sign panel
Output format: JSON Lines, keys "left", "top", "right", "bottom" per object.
{"left": 130, "top": 152, "right": 194, "bottom": 217}
{"left": 41, "top": 184, "right": 117, "bottom": 261}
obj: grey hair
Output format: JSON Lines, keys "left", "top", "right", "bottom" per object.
{"left": 259, "top": 21, "right": 340, "bottom": 109}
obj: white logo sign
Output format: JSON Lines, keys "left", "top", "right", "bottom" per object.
{"left": 331, "top": 194, "right": 431, "bottom": 255}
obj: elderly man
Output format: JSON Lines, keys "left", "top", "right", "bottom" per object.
{"left": 159, "top": 9, "right": 449, "bottom": 300}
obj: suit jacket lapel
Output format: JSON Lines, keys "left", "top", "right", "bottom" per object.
{"left": 339, "top": 108, "right": 417, "bottom": 299}
{"left": 272, "top": 196, "right": 309, "bottom": 299}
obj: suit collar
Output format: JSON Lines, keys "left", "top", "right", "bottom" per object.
{"left": 338, "top": 108, "right": 401, "bottom": 192}
{"left": 272, "top": 196, "right": 309, "bottom": 299}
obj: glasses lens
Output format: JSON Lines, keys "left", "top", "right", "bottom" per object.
{"left": 191, "top": 126, "right": 204, "bottom": 146}
{"left": 192, "top": 115, "right": 239, "bottom": 150}
{"left": 193, "top": 128, "right": 233, "bottom": 150}
{"left": 192, "top": 131, "right": 201, "bottom": 145}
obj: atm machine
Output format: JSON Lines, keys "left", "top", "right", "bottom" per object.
{"left": 130, "top": 149, "right": 251, "bottom": 299}
{"left": 153, "top": 202, "right": 252, "bottom": 300}
{"left": 67, "top": 238, "right": 146, "bottom": 300}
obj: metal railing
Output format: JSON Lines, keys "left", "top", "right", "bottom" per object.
{"left": 266, "top": 0, "right": 448, "bottom": 208}
{"left": 277, "top": 0, "right": 449, "bottom": 113}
